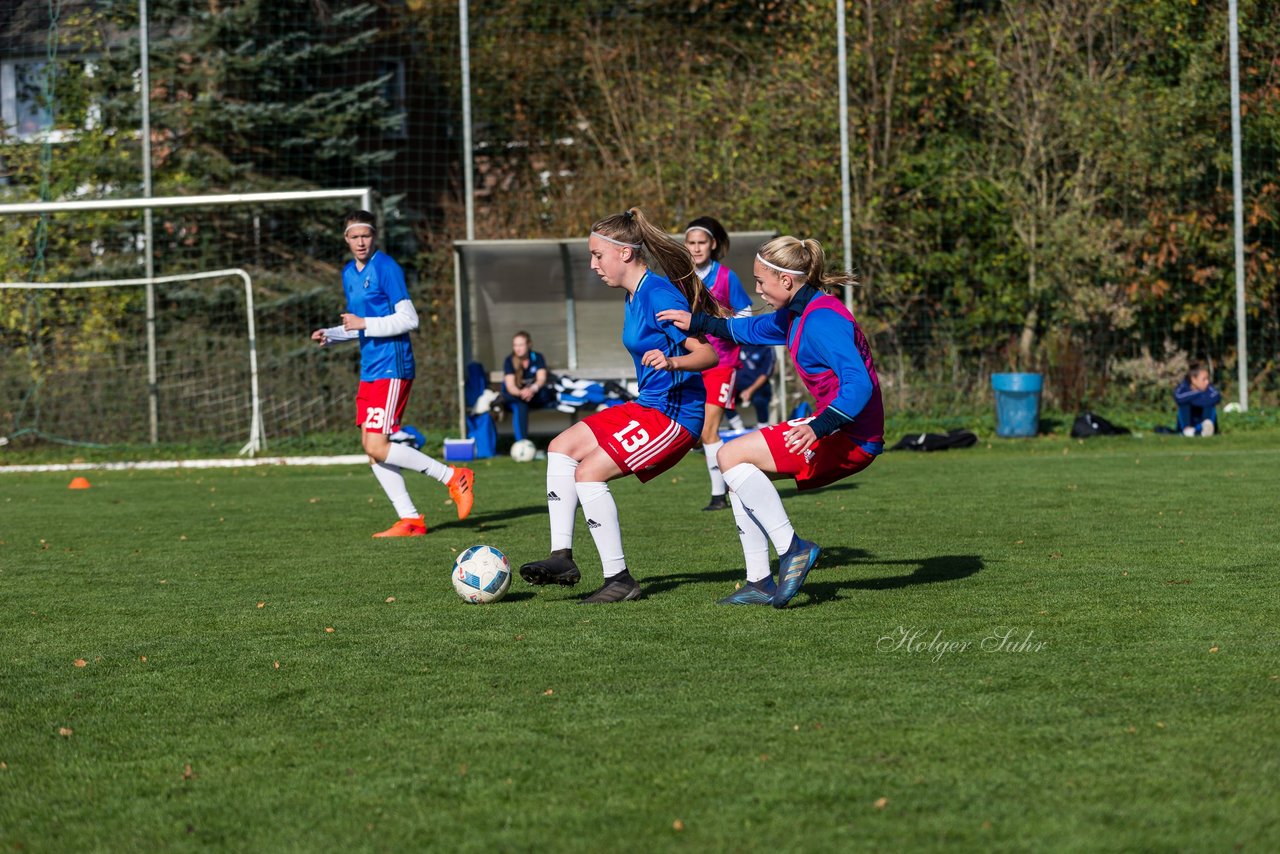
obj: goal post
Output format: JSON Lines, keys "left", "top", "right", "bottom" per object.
{"left": 1, "top": 188, "right": 377, "bottom": 454}
{"left": 0, "top": 270, "right": 264, "bottom": 455}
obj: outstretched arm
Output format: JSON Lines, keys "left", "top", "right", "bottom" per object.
{"left": 657, "top": 308, "right": 788, "bottom": 346}
{"left": 312, "top": 325, "right": 358, "bottom": 347}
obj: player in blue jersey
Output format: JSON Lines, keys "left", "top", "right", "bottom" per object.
{"left": 659, "top": 235, "right": 885, "bottom": 608}
{"left": 683, "top": 216, "right": 755, "bottom": 512}
{"left": 734, "top": 343, "right": 777, "bottom": 427}
{"left": 311, "top": 210, "right": 475, "bottom": 537}
{"left": 519, "top": 207, "right": 719, "bottom": 603}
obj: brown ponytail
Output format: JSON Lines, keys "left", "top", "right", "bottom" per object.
{"left": 592, "top": 207, "right": 719, "bottom": 316}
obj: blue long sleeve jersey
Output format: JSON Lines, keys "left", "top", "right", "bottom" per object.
{"left": 688, "top": 284, "right": 874, "bottom": 439}
{"left": 343, "top": 251, "right": 415, "bottom": 381}
{"left": 627, "top": 271, "right": 707, "bottom": 437}
{"left": 1172, "top": 380, "right": 1222, "bottom": 411}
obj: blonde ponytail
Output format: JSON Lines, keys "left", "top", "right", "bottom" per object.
{"left": 757, "top": 236, "right": 856, "bottom": 297}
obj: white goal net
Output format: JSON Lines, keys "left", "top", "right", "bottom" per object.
{"left": 1, "top": 190, "right": 374, "bottom": 453}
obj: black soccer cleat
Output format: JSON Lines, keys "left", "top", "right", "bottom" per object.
{"left": 580, "top": 570, "right": 643, "bottom": 604}
{"left": 702, "top": 495, "right": 730, "bottom": 512}
{"left": 519, "top": 549, "right": 581, "bottom": 586}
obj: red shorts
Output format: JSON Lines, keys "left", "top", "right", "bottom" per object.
{"left": 762, "top": 417, "right": 877, "bottom": 490}
{"left": 584, "top": 401, "right": 698, "bottom": 483}
{"left": 355, "top": 378, "right": 413, "bottom": 434}
{"left": 702, "top": 365, "right": 737, "bottom": 410}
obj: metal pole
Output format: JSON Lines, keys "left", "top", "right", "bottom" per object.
{"left": 454, "top": 247, "right": 468, "bottom": 438}
{"left": 837, "top": 0, "right": 854, "bottom": 311}
{"left": 459, "top": 0, "right": 476, "bottom": 242}
{"left": 139, "top": 0, "right": 158, "bottom": 442}
{"left": 236, "top": 268, "right": 265, "bottom": 456}
{"left": 0, "top": 188, "right": 373, "bottom": 215}
{"left": 1228, "top": 0, "right": 1249, "bottom": 411}
{"left": 456, "top": 0, "right": 476, "bottom": 441}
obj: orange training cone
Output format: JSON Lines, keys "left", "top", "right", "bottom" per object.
{"left": 68, "top": 476, "right": 92, "bottom": 489}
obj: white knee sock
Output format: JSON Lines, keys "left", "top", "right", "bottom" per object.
{"left": 546, "top": 452, "right": 580, "bottom": 551}
{"left": 384, "top": 442, "right": 453, "bottom": 484}
{"left": 703, "top": 439, "right": 726, "bottom": 497}
{"left": 576, "top": 481, "right": 626, "bottom": 578}
{"left": 371, "top": 462, "right": 419, "bottom": 519}
{"left": 729, "top": 491, "right": 772, "bottom": 582}
{"left": 723, "top": 463, "right": 794, "bottom": 554}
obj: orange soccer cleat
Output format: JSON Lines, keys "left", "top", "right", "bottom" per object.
{"left": 448, "top": 467, "right": 475, "bottom": 520}
{"left": 373, "top": 515, "right": 427, "bottom": 538}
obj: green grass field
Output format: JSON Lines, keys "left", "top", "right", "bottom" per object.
{"left": 2, "top": 433, "right": 1278, "bottom": 851}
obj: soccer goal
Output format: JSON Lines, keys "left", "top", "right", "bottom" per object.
{"left": 1, "top": 189, "right": 372, "bottom": 454}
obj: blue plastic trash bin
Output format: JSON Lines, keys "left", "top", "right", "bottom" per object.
{"left": 991, "top": 373, "right": 1043, "bottom": 438}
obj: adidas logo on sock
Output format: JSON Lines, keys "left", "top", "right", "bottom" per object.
{"left": 736, "top": 526, "right": 745, "bottom": 535}
{"left": 547, "top": 491, "right": 560, "bottom": 501}
{"left": 587, "top": 518, "right": 601, "bottom": 529}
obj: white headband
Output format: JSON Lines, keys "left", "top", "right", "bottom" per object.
{"left": 684, "top": 225, "right": 714, "bottom": 239}
{"left": 592, "top": 231, "right": 642, "bottom": 249}
{"left": 756, "top": 253, "right": 806, "bottom": 277}
{"left": 344, "top": 223, "right": 376, "bottom": 237}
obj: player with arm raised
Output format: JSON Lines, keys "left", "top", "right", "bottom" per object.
{"left": 518, "top": 207, "right": 718, "bottom": 603}
{"left": 658, "top": 235, "right": 884, "bottom": 608}
{"left": 311, "top": 210, "right": 475, "bottom": 537}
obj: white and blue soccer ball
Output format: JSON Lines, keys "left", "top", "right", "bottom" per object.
{"left": 452, "top": 545, "right": 512, "bottom": 604}
{"left": 510, "top": 439, "right": 537, "bottom": 463}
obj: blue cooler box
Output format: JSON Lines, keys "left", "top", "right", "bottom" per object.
{"left": 444, "top": 438, "right": 476, "bottom": 461}
{"left": 991, "top": 373, "right": 1042, "bottom": 438}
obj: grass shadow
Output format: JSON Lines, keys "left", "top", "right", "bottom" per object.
{"left": 1039, "top": 416, "right": 1064, "bottom": 435}
{"left": 779, "top": 480, "right": 862, "bottom": 499}
{"left": 640, "top": 548, "right": 881, "bottom": 597}
{"left": 640, "top": 566, "right": 745, "bottom": 596}
{"left": 797, "top": 553, "right": 984, "bottom": 607}
{"left": 571, "top": 545, "right": 981, "bottom": 604}
{"left": 460, "top": 504, "right": 550, "bottom": 528}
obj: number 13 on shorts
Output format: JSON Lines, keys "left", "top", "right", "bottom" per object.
{"left": 612, "top": 420, "right": 650, "bottom": 453}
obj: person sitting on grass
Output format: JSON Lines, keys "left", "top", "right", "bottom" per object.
{"left": 1174, "top": 361, "right": 1222, "bottom": 437}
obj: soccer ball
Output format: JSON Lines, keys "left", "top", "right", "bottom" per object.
{"left": 452, "top": 545, "right": 512, "bottom": 604}
{"left": 510, "top": 439, "right": 537, "bottom": 463}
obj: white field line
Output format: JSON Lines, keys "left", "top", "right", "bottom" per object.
{"left": 0, "top": 455, "right": 370, "bottom": 474}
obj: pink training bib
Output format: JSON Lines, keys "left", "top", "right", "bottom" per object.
{"left": 706, "top": 264, "right": 741, "bottom": 370}
{"left": 787, "top": 293, "right": 884, "bottom": 445}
